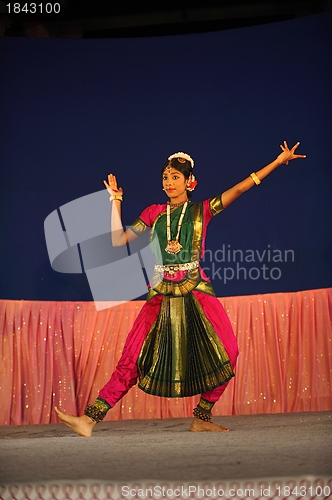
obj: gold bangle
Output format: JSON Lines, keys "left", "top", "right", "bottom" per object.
{"left": 109, "top": 194, "right": 123, "bottom": 202}
{"left": 250, "top": 172, "right": 261, "bottom": 185}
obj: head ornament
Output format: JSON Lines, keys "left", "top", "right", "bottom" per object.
{"left": 168, "top": 152, "right": 194, "bottom": 168}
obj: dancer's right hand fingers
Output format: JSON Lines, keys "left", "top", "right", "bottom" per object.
{"left": 103, "top": 174, "right": 123, "bottom": 195}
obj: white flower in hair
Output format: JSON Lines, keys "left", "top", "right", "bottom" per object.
{"left": 168, "top": 152, "right": 194, "bottom": 168}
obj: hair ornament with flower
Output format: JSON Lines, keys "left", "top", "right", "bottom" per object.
{"left": 187, "top": 174, "right": 198, "bottom": 191}
{"left": 168, "top": 152, "right": 194, "bottom": 168}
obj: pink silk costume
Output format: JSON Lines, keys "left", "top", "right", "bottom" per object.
{"left": 98, "top": 194, "right": 239, "bottom": 408}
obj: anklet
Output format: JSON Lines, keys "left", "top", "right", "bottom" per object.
{"left": 84, "top": 398, "right": 111, "bottom": 423}
{"left": 193, "top": 398, "right": 215, "bottom": 422}
{"left": 193, "top": 407, "right": 212, "bottom": 422}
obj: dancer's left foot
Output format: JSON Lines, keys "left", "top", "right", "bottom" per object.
{"left": 189, "top": 417, "right": 230, "bottom": 432}
{"left": 54, "top": 406, "right": 96, "bottom": 437}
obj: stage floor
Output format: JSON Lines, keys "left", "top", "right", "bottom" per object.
{"left": 0, "top": 411, "right": 331, "bottom": 485}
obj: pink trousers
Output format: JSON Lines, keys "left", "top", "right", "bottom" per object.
{"left": 99, "top": 291, "right": 239, "bottom": 407}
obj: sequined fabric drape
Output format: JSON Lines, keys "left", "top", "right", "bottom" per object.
{"left": 1, "top": 288, "right": 331, "bottom": 425}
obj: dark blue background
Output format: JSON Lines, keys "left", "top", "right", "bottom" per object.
{"left": 1, "top": 12, "right": 331, "bottom": 300}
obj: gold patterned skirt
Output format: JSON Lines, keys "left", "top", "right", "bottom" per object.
{"left": 137, "top": 293, "right": 235, "bottom": 398}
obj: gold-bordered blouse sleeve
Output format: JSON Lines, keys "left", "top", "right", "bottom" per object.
{"left": 209, "top": 194, "right": 224, "bottom": 217}
{"left": 129, "top": 217, "right": 150, "bottom": 236}
{"left": 129, "top": 204, "right": 159, "bottom": 235}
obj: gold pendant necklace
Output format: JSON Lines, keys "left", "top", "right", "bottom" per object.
{"left": 165, "top": 201, "right": 188, "bottom": 254}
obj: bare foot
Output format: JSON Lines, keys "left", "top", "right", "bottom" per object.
{"left": 54, "top": 407, "right": 96, "bottom": 437}
{"left": 189, "top": 417, "right": 230, "bottom": 432}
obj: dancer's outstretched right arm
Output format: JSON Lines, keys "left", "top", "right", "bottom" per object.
{"left": 103, "top": 173, "right": 138, "bottom": 247}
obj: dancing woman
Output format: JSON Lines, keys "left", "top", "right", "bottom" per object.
{"left": 55, "top": 141, "right": 305, "bottom": 436}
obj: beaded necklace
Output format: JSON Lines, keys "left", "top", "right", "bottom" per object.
{"left": 168, "top": 199, "right": 188, "bottom": 208}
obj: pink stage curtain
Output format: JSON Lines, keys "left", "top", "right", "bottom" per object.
{"left": 0, "top": 288, "right": 331, "bottom": 425}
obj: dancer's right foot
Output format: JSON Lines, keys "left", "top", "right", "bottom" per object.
{"left": 189, "top": 417, "right": 230, "bottom": 432}
{"left": 54, "top": 407, "right": 96, "bottom": 437}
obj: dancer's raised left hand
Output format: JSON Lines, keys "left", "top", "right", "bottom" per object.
{"left": 277, "top": 141, "right": 306, "bottom": 165}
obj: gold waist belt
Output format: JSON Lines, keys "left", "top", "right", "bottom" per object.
{"left": 154, "top": 261, "right": 199, "bottom": 275}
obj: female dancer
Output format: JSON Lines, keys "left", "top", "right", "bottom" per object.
{"left": 55, "top": 141, "right": 305, "bottom": 436}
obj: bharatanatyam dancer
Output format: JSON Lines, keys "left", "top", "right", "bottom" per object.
{"left": 55, "top": 141, "right": 305, "bottom": 436}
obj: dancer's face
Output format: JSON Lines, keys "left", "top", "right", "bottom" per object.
{"left": 162, "top": 167, "right": 188, "bottom": 201}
